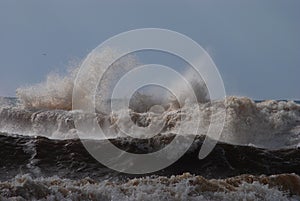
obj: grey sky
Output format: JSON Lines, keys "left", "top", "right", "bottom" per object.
{"left": 0, "top": 0, "right": 299, "bottom": 99}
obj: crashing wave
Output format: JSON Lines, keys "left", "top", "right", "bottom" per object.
{"left": 0, "top": 96, "right": 299, "bottom": 149}
{"left": 0, "top": 47, "right": 298, "bottom": 149}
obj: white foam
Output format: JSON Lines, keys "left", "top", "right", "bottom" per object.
{"left": 0, "top": 96, "right": 300, "bottom": 149}
{"left": 0, "top": 173, "right": 298, "bottom": 201}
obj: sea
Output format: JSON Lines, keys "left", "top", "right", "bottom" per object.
{"left": 1, "top": 49, "right": 300, "bottom": 200}
{"left": 0, "top": 96, "right": 300, "bottom": 201}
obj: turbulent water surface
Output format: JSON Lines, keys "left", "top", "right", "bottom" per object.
{"left": 1, "top": 96, "right": 300, "bottom": 200}
{"left": 1, "top": 49, "right": 300, "bottom": 200}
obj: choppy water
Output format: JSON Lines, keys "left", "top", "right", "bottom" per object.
{"left": 1, "top": 133, "right": 300, "bottom": 200}
{"left": 0, "top": 97, "right": 300, "bottom": 200}
{"left": 1, "top": 48, "right": 300, "bottom": 200}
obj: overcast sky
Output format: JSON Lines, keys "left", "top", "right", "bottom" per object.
{"left": 0, "top": 0, "right": 299, "bottom": 99}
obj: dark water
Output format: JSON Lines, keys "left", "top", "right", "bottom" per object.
{"left": 1, "top": 132, "right": 300, "bottom": 182}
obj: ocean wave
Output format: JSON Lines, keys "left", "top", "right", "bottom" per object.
{"left": 2, "top": 38, "right": 299, "bottom": 201}
{"left": 1, "top": 133, "right": 300, "bottom": 181}
{"left": 0, "top": 96, "right": 299, "bottom": 149}
{"left": 9, "top": 47, "right": 300, "bottom": 149}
